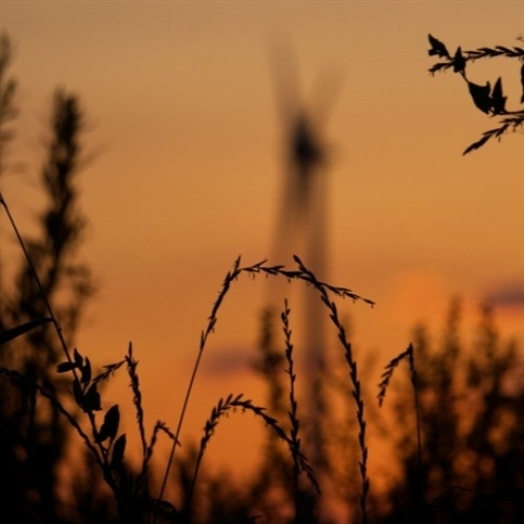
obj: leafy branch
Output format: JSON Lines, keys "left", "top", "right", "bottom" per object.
{"left": 427, "top": 34, "right": 524, "bottom": 154}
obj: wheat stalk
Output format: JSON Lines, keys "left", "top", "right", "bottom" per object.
{"left": 154, "top": 255, "right": 372, "bottom": 521}
{"left": 185, "top": 392, "right": 318, "bottom": 517}
{"left": 281, "top": 299, "right": 302, "bottom": 509}
{"left": 290, "top": 255, "right": 370, "bottom": 524}
{"left": 378, "top": 343, "right": 424, "bottom": 522}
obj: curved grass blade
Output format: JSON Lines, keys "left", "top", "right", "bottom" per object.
{"left": 0, "top": 317, "right": 53, "bottom": 346}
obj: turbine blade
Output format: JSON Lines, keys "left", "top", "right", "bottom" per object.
{"left": 265, "top": 34, "right": 302, "bottom": 128}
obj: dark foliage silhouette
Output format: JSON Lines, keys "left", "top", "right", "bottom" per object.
{"left": 0, "top": 31, "right": 98, "bottom": 522}
{"left": 377, "top": 298, "right": 524, "bottom": 523}
{"left": 427, "top": 33, "right": 524, "bottom": 154}
{"left": 5, "top": 23, "right": 524, "bottom": 524}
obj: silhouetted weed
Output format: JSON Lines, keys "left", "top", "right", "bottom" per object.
{"left": 1, "top": 192, "right": 379, "bottom": 523}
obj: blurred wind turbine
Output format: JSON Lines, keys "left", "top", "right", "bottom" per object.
{"left": 265, "top": 38, "right": 345, "bottom": 468}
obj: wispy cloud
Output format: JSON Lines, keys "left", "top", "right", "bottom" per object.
{"left": 485, "top": 281, "right": 524, "bottom": 309}
{"left": 201, "top": 345, "right": 254, "bottom": 376}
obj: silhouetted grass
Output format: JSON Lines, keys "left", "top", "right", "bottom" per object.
{"left": 1, "top": 186, "right": 383, "bottom": 523}
{"left": 282, "top": 299, "right": 303, "bottom": 512}
{"left": 4, "top": 188, "right": 468, "bottom": 524}
{"left": 377, "top": 343, "right": 424, "bottom": 522}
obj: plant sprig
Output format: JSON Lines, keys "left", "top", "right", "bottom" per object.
{"left": 378, "top": 343, "right": 424, "bottom": 522}
{"left": 290, "top": 255, "right": 370, "bottom": 523}
{"left": 187, "top": 392, "right": 319, "bottom": 515}
{"left": 377, "top": 344, "right": 414, "bottom": 407}
{"left": 154, "top": 254, "right": 374, "bottom": 520}
{"left": 427, "top": 34, "right": 524, "bottom": 154}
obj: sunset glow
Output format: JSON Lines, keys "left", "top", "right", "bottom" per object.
{"left": 2, "top": 1, "right": 524, "bottom": 499}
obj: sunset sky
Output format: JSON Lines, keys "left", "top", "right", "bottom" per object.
{"left": 2, "top": 1, "right": 524, "bottom": 483}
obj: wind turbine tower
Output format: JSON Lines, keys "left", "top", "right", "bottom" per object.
{"left": 266, "top": 41, "right": 343, "bottom": 465}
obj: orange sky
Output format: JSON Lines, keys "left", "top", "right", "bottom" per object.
{"left": 2, "top": 0, "right": 524, "bottom": 489}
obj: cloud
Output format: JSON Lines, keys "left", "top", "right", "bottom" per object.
{"left": 485, "top": 281, "right": 524, "bottom": 309}
{"left": 200, "top": 345, "right": 255, "bottom": 377}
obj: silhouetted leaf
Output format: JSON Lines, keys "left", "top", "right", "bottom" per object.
{"left": 453, "top": 47, "right": 466, "bottom": 73}
{"left": 520, "top": 62, "right": 524, "bottom": 103}
{"left": 56, "top": 361, "right": 78, "bottom": 373}
{"left": 97, "top": 404, "right": 120, "bottom": 443}
{"left": 463, "top": 133, "right": 492, "bottom": 155}
{"left": 0, "top": 317, "right": 53, "bottom": 346}
{"left": 429, "top": 62, "right": 452, "bottom": 75}
{"left": 468, "top": 80, "right": 492, "bottom": 113}
{"left": 73, "top": 347, "right": 83, "bottom": 368}
{"left": 491, "top": 77, "right": 506, "bottom": 114}
{"left": 82, "top": 382, "right": 101, "bottom": 412}
{"left": 72, "top": 379, "right": 83, "bottom": 407}
{"left": 111, "top": 434, "right": 126, "bottom": 469}
{"left": 80, "top": 356, "right": 91, "bottom": 384}
{"left": 428, "top": 34, "right": 449, "bottom": 58}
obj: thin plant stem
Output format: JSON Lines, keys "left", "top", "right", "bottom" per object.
{"left": 378, "top": 343, "right": 425, "bottom": 523}
{"left": 0, "top": 192, "right": 106, "bottom": 464}
{"left": 153, "top": 257, "right": 243, "bottom": 521}
{"left": 292, "top": 255, "right": 370, "bottom": 524}
{"left": 0, "top": 192, "right": 73, "bottom": 364}
{"left": 152, "top": 255, "right": 372, "bottom": 523}
{"left": 282, "top": 298, "right": 302, "bottom": 515}
{"left": 408, "top": 346, "right": 425, "bottom": 524}
{"left": 0, "top": 367, "right": 102, "bottom": 468}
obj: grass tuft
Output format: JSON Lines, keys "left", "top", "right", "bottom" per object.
{"left": 3, "top": 190, "right": 382, "bottom": 522}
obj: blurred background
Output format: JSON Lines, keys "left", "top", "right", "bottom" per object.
{"left": 2, "top": 0, "right": 524, "bottom": 493}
